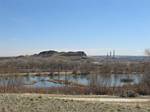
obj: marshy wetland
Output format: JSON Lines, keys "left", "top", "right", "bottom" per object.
{"left": 0, "top": 73, "right": 143, "bottom": 88}
{"left": 0, "top": 73, "right": 148, "bottom": 96}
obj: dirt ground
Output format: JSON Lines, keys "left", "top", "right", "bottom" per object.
{"left": 0, "top": 94, "right": 149, "bottom": 112}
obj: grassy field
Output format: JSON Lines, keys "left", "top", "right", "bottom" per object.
{"left": 0, "top": 94, "right": 149, "bottom": 112}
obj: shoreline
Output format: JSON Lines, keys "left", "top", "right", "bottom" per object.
{"left": 0, "top": 72, "right": 75, "bottom": 76}
{"left": 0, "top": 72, "right": 143, "bottom": 76}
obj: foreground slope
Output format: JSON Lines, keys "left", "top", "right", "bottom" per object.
{"left": 0, "top": 94, "right": 149, "bottom": 112}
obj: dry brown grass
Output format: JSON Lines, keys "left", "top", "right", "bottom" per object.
{"left": 0, "top": 94, "right": 149, "bottom": 112}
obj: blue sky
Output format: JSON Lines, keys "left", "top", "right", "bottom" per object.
{"left": 0, "top": 0, "right": 150, "bottom": 56}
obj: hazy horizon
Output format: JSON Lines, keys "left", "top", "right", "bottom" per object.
{"left": 0, "top": 0, "right": 150, "bottom": 56}
{"left": 0, "top": 49, "right": 145, "bottom": 57}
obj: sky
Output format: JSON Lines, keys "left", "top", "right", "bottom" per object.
{"left": 0, "top": 0, "right": 150, "bottom": 56}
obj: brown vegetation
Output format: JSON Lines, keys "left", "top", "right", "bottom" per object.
{"left": 0, "top": 50, "right": 150, "bottom": 96}
{"left": 0, "top": 94, "right": 149, "bottom": 112}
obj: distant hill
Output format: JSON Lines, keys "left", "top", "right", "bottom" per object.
{"left": 0, "top": 50, "right": 149, "bottom": 74}
{"left": 34, "top": 50, "right": 87, "bottom": 57}
{"left": 0, "top": 50, "right": 89, "bottom": 73}
{"left": 90, "top": 55, "right": 150, "bottom": 63}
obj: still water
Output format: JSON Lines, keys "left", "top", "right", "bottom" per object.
{"left": 0, "top": 74, "right": 143, "bottom": 88}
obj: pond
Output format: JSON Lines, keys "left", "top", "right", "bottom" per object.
{"left": 0, "top": 74, "right": 143, "bottom": 88}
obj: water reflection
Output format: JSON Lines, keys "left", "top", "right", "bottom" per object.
{"left": 0, "top": 74, "right": 143, "bottom": 88}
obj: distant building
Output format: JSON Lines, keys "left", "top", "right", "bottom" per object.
{"left": 106, "top": 50, "right": 116, "bottom": 59}
{"left": 113, "top": 50, "right": 115, "bottom": 58}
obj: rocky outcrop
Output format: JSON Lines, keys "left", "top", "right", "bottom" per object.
{"left": 60, "top": 51, "right": 87, "bottom": 57}
{"left": 36, "top": 50, "right": 58, "bottom": 57}
{"left": 35, "top": 50, "right": 87, "bottom": 57}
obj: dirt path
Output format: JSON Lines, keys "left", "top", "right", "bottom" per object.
{"left": 0, "top": 94, "right": 150, "bottom": 112}
{"left": 21, "top": 94, "right": 150, "bottom": 103}
{"left": 52, "top": 97, "right": 150, "bottom": 103}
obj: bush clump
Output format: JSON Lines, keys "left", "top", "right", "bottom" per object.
{"left": 120, "top": 90, "right": 138, "bottom": 98}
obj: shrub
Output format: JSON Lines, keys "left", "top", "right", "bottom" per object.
{"left": 119, "top": 90, "right": 138, "bottom": 98}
